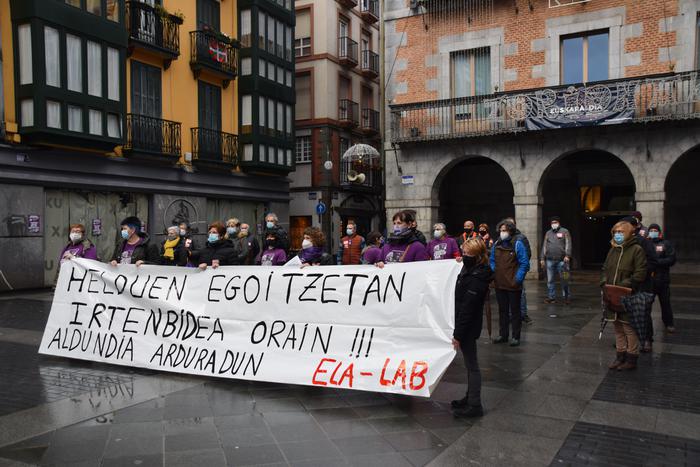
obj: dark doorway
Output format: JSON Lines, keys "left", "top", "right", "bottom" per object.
{"left": 541, "top": 150, "right": 635, "bottom": 268}
{"left": 438, "top": 157, "right": 514, "bottom": 237}
{"left": 665, "top": 148, "right": 700, "bottom": 267}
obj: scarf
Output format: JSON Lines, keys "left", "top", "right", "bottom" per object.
{"left": 299, "top": 246, "right": 324, "bottom": 263}
{"left": 163, "top": 237, "right": 180, "bottom": 260}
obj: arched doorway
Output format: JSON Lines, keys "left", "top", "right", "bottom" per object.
{"left": 665, "top": 148, "right": 700, "bottom": 268}
{"left": 437, "top": 157, "right": 514, "bottom": 236}
{"left": 540, "top": 150, "right": 635, "bottom": 268}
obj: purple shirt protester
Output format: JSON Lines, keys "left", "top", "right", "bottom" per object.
{"left": 362, "top": 246, "right": 383, "bottom": 265}
{"left": 259, "top": 248, "right": 287, "bottom": 266}
{"left": 427, "top": 237, "right": 460, "bottom": 260}
{"left": 380, "top": 242, "right": 428, "bottom": 263}
{"left": 59, "top": 242, "right": 98, "bottom": 264}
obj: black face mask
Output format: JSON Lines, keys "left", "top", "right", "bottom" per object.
{"left": 464, "top": 228, "right": 473, "bottom": 235}
{"left": 479, "top": 230, "right": 487, "bottom": 236}
{"left": 462, "top": 255, "right": 477, "bottom": 268}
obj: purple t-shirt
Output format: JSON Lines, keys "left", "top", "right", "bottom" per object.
{"left": 427, "top": 237, "right": 460, "bottom": 260}
{"left": 362, "top": 246, "right": 383, "bottom": 265}
{"left": 59, "top": 242, "right": 98, "bottom": 264}
{"left": 259, "top": 248, "right": 287, "bottom": 266}
{"left": 120, "top": 242, "right": 139, "bottom": 264}
{"left": 380, "top": 241, "right": 428, "bottom": 263}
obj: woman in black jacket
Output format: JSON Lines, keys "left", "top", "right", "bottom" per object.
{"left": 193, "top": 222, "right": 236, "bottom": 270}
{"left": 451, "top": 236, "right": 493, "bottom": 418}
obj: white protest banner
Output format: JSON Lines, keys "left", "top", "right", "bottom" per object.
{"left": 39, "top": 259, "right": 461, "bottom": 397}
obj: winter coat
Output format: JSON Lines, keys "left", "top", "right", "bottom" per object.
{"left": 337, "top": 234, "right": 365, "bottom": 265}
{"left": 541, "top": 227, "right": 572, "bottom": 261}
{"left": 60, "top": 239, "right": 98, "bottom": 262}
{"left": 490, "top": 238, "right": 530, "bottom": 291}
{"left": 191, "top": 239, "right": 237, "bottom": 266}
{"left": 601, "top": 236, "right": 647, "bottom": 321}
{"left": 159, "top": 238, "right": 188, "bottom": 267}
{"left": 514, "top": 229, "right": 532, "bottom": 260}
{"left": 243, "top": 234, "right": 260, "bottom": 265}
{"left": 651, "top": 237, "right": 676, "bottom": 285}
{"left": 454, "top": 262, "right": 493, "bottom": 342}
{"left": 635, "top": 233, "right": 658, "bottom": 293}
{"left": 230, "top": 235, "right": 249, "bottom": 265}
{"left": 110, "top": 232, "right": 160, "bottom": 265}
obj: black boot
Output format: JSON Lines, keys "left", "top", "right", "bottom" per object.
{"left": 618, "top": 353, "right": 638, "bottom": 371}
{"left": 450, "top": 396, "right": 468, "bottom": 409}
{"left": 453, "top": 405, "right": 484, "bottom": 418}
{"left": 608, "top": 352, "right": 626, "bottom": 370}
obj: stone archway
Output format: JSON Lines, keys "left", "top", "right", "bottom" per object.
{"left": 538, "top": 150, "right": 636, "bottom": 267}
{"left": 665, "top": 147, "right": 700, "bottom": 269}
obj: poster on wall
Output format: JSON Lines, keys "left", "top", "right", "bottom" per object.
{"left": 27, "top": 214, "right": 41, "bottom": 234}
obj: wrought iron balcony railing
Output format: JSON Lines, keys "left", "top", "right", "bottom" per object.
{"left": 191, "top": 127, "right": 238, "bottom": 166}
{"left": 361, "top": 108, "right": 380, "bottom": 133}
{"left": 339, "top": 99, "right": 359, "bottom": 126}
{"left": 126, "top": 1, "right": 181, "bottom": 62}
{"left": 190, "top": 30, "right": 239, "bottom": 85}
{"left": 390, "top": 71, "right": 700, "bottom": 143}
{"left": 340, "top": 160, "right": 382, "bottom": 190}
{"left": 361, "top": 50, "right": 379, "bottom": 78}
{"left": 125, "top": 114, "right": 181, "bottom": 158}
{"left": 360, "top": 0, "right": 379, "bottom": 23}
{"left": 338, "top": 36, "right": 358, "bottom": 67}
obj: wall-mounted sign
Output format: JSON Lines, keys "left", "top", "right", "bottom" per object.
{"left": 308, "top": 192, "right": 318, "bottom": 200}
{"left": 27, "top": 214, "right": 41, "bottom": 234}
{"left": 401, "top": 175, "right": 415, "bottom": 185}
{"left": 92, "top": 219, "right": 102, "bottom": 236}
{"left": 316, "top": 201, "right": 327, "bottom": 215}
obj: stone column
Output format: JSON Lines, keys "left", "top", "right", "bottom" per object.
{"left": 513, "top": 194, "right": 543, "bottom": 279}
{"left": 635, "top": 191, "right": 665, "bottom": 229}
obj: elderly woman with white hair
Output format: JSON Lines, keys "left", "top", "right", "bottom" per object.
{"left": 426, "top": 222, "right": 461, "bottom": 261}
{"left": 159, "top": 225, "right": 189, "bottom": 266}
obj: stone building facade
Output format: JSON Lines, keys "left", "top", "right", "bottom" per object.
{"left": 384, "top": 0, "right": 700, "bottom": 272}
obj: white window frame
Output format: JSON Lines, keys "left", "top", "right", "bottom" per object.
{"left": 295, "top": 135, "right": 312, "bottom": 163}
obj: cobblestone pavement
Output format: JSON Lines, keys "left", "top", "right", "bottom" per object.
{"left": 0, "top": 273, "right": 698, "bottom": 466}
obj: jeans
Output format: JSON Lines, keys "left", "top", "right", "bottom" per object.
{"left": 460, "top": 338, "right": 482, "bottom": 407}
{"left": 496, "top": 288, "right": 522, "bottom": 340}
{"left": 546, "top": 259, "right": 570, "bottom": 300}
{"left": 520, "top": 285, "right": 528, "bottom": 318}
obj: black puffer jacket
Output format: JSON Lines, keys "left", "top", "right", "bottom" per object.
{"left": 635, "top": 233, "right": 659, "bottom": 292}
{"left": 191, "top": 239, "right": 237, "bottom": 266}
{"left": 159, "top": 238, "right": 189, "bottom": 267}
{"left": 110, "top": 232, "right": 160, "bottom": 264}
{"left": 651, "top": 237, "right": 676, "bottom": 284}
{"left": 454, "top": 262, "right": 493, "bottom": 342}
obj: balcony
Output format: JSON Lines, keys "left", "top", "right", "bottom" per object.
{"left": 338, "top": 36, "right": 358, "bottom": 68}
{"left": 390, "top": 71, "right": 700, "bottom": 143}
{"left": 360, "top": 0, "right": 379, "bottom": 23}
{"left": 336, "top": 0, "right": 358, "bottom": 9}
{"left": 126, "top": 1, "right": 181, "bottom": 68}
{"left": 124, "top": 114, "right": 181, "bottom": 161}
{"left": 340, "top": 159, "right": 382, "bottom": 191}
{"left": 339, "top": 99, "right": 359, "bottom": 128}
{"left": 191, "top": 127, "right": 238, "bottom": 170}
{"left": 361, "top": 109, "right": 380, "bottom": 135}
{"left": 361, "top": 50, "right": 379, "bottom": 79}
{"left": 190, "top": 30, "right": 239, "bottom": 88}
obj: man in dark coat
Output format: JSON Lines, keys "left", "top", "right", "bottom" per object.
{"left": 648, "top": 223, "right": 676, "bottom": 333}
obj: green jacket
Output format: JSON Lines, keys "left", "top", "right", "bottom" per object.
{"left": 600, "top": 236, "right": 647, "bottom": 321}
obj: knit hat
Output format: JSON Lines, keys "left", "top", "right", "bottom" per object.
{"left": 648, "top": 223, "right": 661, "bottom": 232}
{"left": 632, "top": 211, "right": 643, "bottom": 221}
{"left": 550, "top": 216, "right": 561, "bottom": 223}
{"left": 120, "top": 216, "right": 142, "bottom": 231}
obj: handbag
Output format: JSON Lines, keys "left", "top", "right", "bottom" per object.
{"left": 602, "top": 284, "right": 632, "bottom": 313}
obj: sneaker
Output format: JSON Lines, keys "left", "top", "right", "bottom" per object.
{"left": 493, "top": 336, "right": 508, "bottom": 344}
{"left": 543, "top": 297, "right": 556, "bottom": 304}
{"left": 509, "top": 338, "right": 520, "bottom": 347}
{"left": 451, "top": 396, "right": 468, "bottom": 409}
{"left": 453, "top": 405, "right": 484, "bottom": 418}
{"left": 666, "top": 326, "right": 675, "bottom": 334}
{"left": 523, "top": 315, "right": 533, "bottom": 324}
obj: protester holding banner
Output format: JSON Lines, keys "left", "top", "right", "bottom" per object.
{"left": 601, "top": 220, "right": 647, "bottom": 371}
{"left": 159, "top": 226, "right": 188, "bottom": 267}
{"left": 427, "top": 223, "right": 461, "bottom": 260}
{"left": 376, "top": 210, "right": 428, "bottom": 266}
{"left": 361, "top": 231, "right": 384, "bottom": 265}
{"left": 297, "top": 226, "right": 335, "bottom": 266}
{"left": 257, "top": 227, "right": 288, "bottom": 266}
{"left": 59, "top": 224, "right": 98, "bottom": 265}
{"left": 192, "top": 222, "right": 236, "bottom": 270}
{"left": 224, "top": 218, "right": 249, "bottom": 265}
{"left": 109, "top": 216, "right": 159, "bottom": 266}
{"left": 452, "top": 236, "right": 493, "bottom": 418}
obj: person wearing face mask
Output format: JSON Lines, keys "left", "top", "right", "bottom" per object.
{"left": 452, "top": 237, "right": 493, "bottom": 418}
{"left": 477, "top": 223, "right": 493, "bottom": 249}
{"left": 503, "top": 217, "right": 532, "bottom": 325}
{"left": 159, "top": 226, "right": 188, "bottom": 266}
{"left": 256, "top": 228, "right": 288, "bottom": 266}
{"left": 375, "top": 210, "right": 428, "bottom": 267}
{"left": 457, "top": 220, "right": 478, "bottom": 249}
{"left": 647, "top": 224, "right": 676, "bottom": 334}
{"left": 337, "top": 222, "right": 365, "bottom": 265}
{"left": 490, "top": 220, "right": 530, "bottom": 346}
{"left": 540, "top": 216, "right": 572, "bottom": 304}
{"left": 601, "top": 220, "right": 647, "bottom": 370}
{"left": 427, "top": 223, "right": 461, "bottom": 260}
{"left": 405, "top": 209, "right": 427, "bottom": 245}
{"left": 361, "top": 231, "right": 384, "bottom": 265}
{"left": 109, "top": 216, "right": 159, "bottom": 267}
{"left": 177, "top": 222, "right": 197, "bottom": 266}
{"left": 264, "top": 212, "right": 290, "bottom": 253}
{"left": 191, "top": 222, "right": 236, "bottom": 270}
{"left": 60, "top": 224, "right": 98, "bottom": 264}
{"left": 298, "top": 227, "right": 335, "bottom": 266}
{"left": 225, "top": 218, "right": 248, "bottom": 265}
{"left": 240, "top": 223, "right": 260, "bottom": 265}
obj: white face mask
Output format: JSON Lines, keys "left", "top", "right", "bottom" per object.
{"left": 433, "top": 230, "right": 443, "bottom": 239}
{"left": 551, "top": 223, "right": 560, "bottom": 230}
{"left": 301, "top": 239, "right": 313, "bottom": 249}
{"left": 500, "top": 231, "right": 510, "bottom": 241}
{"left": 69, "top": 232, "right": 82, "bottom": 243}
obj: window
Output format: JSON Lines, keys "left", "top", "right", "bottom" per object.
{"left": 276, "top": 20, "right": 284, "bottom": 58}
{"left": 131, "top": 61, "right": 161, "bottom": 117}
{"left": 295, "top": 74, "right": 311, "bottom": 120}
{"left": 277, "top": 102, "right": 283, "bottom": 134}
{"left": 47, "top": 101, "right": 62, "bottom": 128}
{"left": 267, "top": 99, "right": 274, "bottom": 133}
{"left": 259, "top": 58, "right": 266, "bottom": 79}
{"left": 295, "top": 135, "right": 312, "bottom": 163}
{"left": 268, "top": 146, "right": 274, "bottom": 164}
{"left": 241, "top": 57, "right": 252, "bottom": 75}
{"left": 268, "top": 61, "right": 275, "bottom": 81}
{"left": 561, "top": 31, "right": 609, "bottom": 84}
{"left": 108, "top": 47, "right": 120, "bottom": 101}
{"left": 339, "top": 19, "right": 349, "bottom": 56}
{"left": 451, "top": 48, "right": 491, "bottom": 119}
{"left": 340, "top": 137, "right": 350, "bottom": 160}
{"left": 45, "top": 27, "right": 61, "bottom": 87}
{"left": 65, "top": 0, "right": 81, "bottom": 6}
{"left": 286, "top": 70, "right": 292, "bottom": 88}
{"left": 21, "top": 99, "right": 34, "bottom": 127}
{"left": 243, "top": 144, "right": 253, "bottom": 161}
{"left": 285, "top": 25, "right": 292, "bottom": 61}
{"left": 242, "top": 95, "right": 252, "bottom": 133}
{"left": 267, "top": 15, "right": 275, "bottom": 53}
{"left": 258, "top": 12, "right": 266, "bottom": 49}
{"left": 285, "top": 105, "right": 292, "bottom": 136}
{"left": 107, "top": 114, "right": 121, "bottom": 137}
{"left": 276, "top": 65, "right": 284, "bottom": 85}
{"left": 68, "top": 105, "right": 82, "bottom": 132}
{"left": 241, "top": 10, "right": 252, "bottom": 47}
{"left": 198, "top": 81, "right": 221, "bottom": 130}
{"left": 87, "top": 0, "right": 101, "bottom": 16}
{"left": 18, "top": 24, "right": 32, "bottom": 85}
{"left": 67, "top": 35, "right": 82, "bottom": 92}
{"left": 295, "top": 38, "right": 311, "bottom": 57}
{"left": 259, "top": 97, "right": 266, "bottom": 130}
{"left": 286, "top": 149, "right": 292, "bottom": 166}
{"left": 89, "top": 109, "right": 103, "bottom": 135}
{"left": 106, "top": 0, "right": 119, "bottom": 22}
{"left": 197, "top": 0, "right": 220, "bottom": 30}
{"left": 87, "top": 41, "right": 102, "bottom": 97}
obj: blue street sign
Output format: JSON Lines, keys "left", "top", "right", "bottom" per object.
{"left": 316, "top": 201, "right": 327, "bottom": 215}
